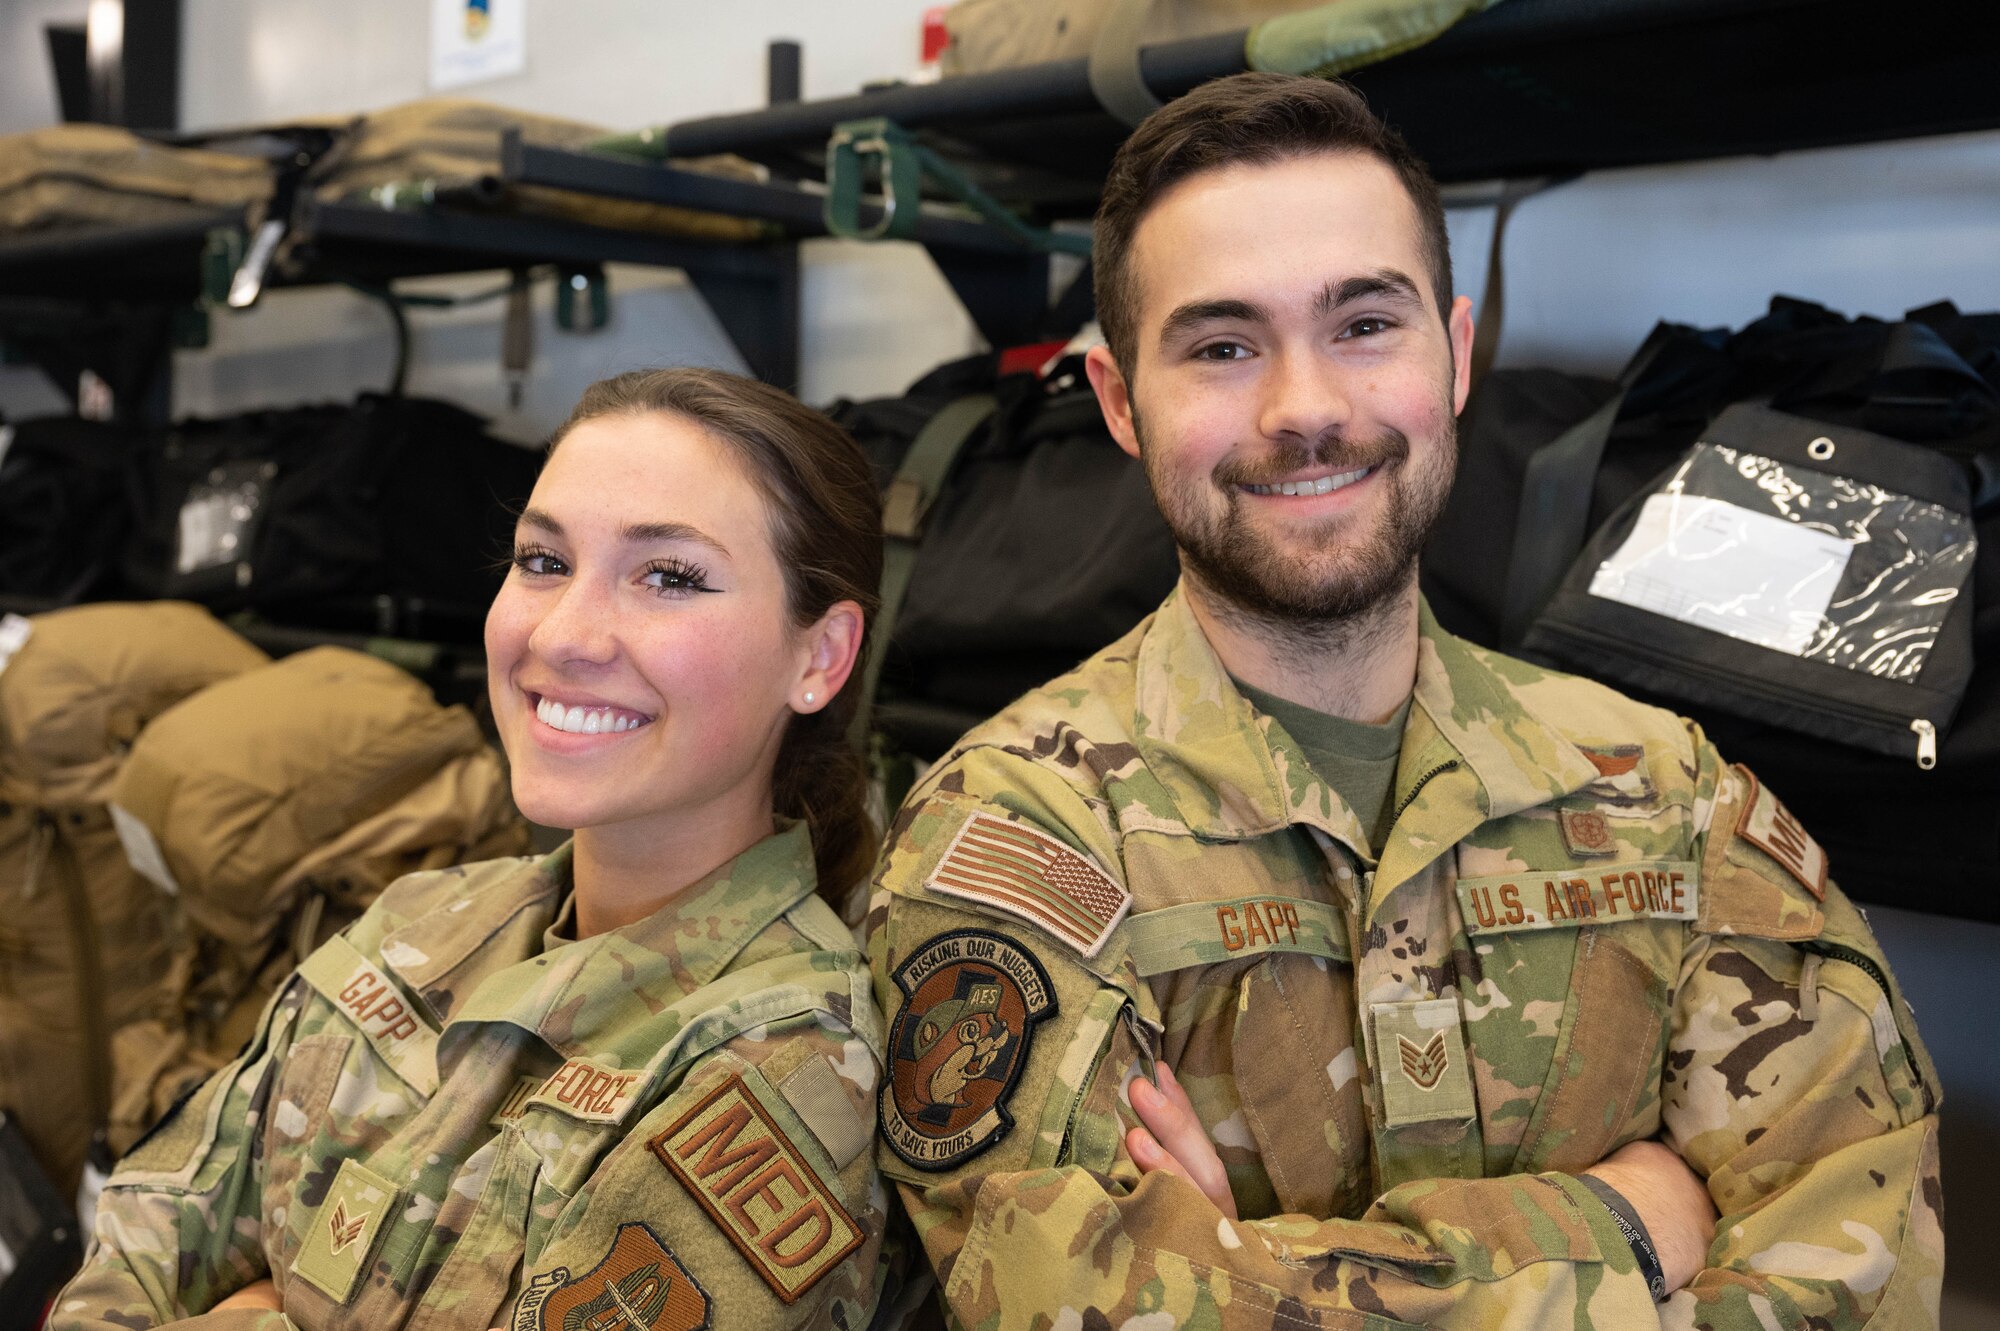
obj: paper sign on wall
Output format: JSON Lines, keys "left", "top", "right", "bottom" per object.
{"left": 430, "top": 0, "right": 526, "bottom": 91}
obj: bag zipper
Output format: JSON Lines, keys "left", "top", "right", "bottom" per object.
{"left": 1536, "top": 619, "right": 1944, "bottom": 769}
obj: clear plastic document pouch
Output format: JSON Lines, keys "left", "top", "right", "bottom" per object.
{"left": 1524, "top": 404, "right": 1979, "bottom": 767}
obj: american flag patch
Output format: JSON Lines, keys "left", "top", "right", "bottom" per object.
{"left": 926, "top": 814, "right": 1131, "bottom": 957}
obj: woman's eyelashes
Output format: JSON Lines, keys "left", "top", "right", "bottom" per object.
{"left": 512, "top": 546, "right": 720, "bottom": 598}
{"left": 641, "top": 558, "right": 722, "bottom": 597}
{"left": 512, "top": 543, "right": 568, "bottom": 577}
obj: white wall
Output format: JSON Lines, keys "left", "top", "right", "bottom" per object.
{"left": 4, "top": 1, "right": 1998, "bottom": 427}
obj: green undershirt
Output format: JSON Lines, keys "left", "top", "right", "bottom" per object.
{"left": 1233, "top": 678, "right": 1412, "bottom": 855}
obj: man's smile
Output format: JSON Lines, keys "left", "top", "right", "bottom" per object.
{"left": 1239, "top": 464, "right": 1376, "bottom": 497}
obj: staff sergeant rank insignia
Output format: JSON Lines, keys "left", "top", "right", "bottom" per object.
{"left": 882, "top": 928, "right": 1054, "bottom": 1171}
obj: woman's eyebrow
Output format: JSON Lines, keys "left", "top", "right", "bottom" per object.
{"left": 518, "top": 506, "right": 564, "bottom": 536}
{"left": 620, "top": 521, "right": 731, "bottom": 558}
{"left": 517, "top": 508, "right": 731, "bottom": 558}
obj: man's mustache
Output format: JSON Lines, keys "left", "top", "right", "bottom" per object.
{"left": 1212, "top": 430, "right": 1410, "bottom": 489}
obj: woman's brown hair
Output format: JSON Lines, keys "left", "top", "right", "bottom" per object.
{"left": 548, "top": 367, "right": 883, "bottom": 904}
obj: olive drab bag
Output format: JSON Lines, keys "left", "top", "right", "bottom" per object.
{"left": 0, "top": 123, "right": 270, "bottom": 235}
{"left": 102, "top": 645, "right": 531, "bottom": 1147}
{"left": 0, "top": 604, "right": 268, "bottom": 1202}
{"left": 1424, "top": 297, "right": 2000, "bottom": 919}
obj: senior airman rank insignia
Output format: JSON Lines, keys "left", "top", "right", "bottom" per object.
{"left": 925, "top": 814, "right": 1131, "bottom": 957}
{"left": 535, "top": 1224, "right": 710, "bottom": 1331}
{"left": 291, "top": 1158, "right": 399, "bottom": 1303}
{"left": 881, "top": 928, "right": 1055, "bottom": 1171}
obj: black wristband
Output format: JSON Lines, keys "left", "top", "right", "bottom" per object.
{"left": 1578, "top": 1173, "right": 1669, "bottom": 1303}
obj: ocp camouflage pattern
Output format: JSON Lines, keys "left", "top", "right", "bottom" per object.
{"left": 52, "top": 821, "right": 890, "bottom": 1330}
{"left": 867, "top": 587, "right": 1943, "bottom": 1329}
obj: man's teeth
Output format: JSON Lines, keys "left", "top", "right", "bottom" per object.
{"left": 534, "top": 697, "right": 647, "bottom": 735}
{"left": 1243, "top": 465, "right": 1373, "bottom": 497}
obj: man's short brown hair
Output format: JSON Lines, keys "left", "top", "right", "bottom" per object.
{"left": 1092, "top": 72, "right": 1453, "bottom": 378}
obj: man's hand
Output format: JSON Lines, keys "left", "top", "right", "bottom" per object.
{"left": 211, "top": 1278, "right": 282, "bottom": 1311}
{"left": 1126, "top": 1063, "right": 1238, "bottom": 1219}
{"left": 1584, "top": 1139, "right": 1718, "bottom": 1293}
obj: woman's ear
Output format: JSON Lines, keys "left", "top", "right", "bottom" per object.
{"left": 791, "top": 600, "right": 865, "bottom": 713}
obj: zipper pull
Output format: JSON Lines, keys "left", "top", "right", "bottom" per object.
{"left": 1910, "top": 719, "right": 1937, "bottom": 771}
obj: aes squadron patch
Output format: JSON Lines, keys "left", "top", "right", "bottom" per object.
{"left": 881, "top": 929, "right": 1055, "bottom": 1171}
{"left": 531, "top": 1223, "right": 710, "bottom": 1331}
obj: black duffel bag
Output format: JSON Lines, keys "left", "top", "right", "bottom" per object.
{"left": 1426, "top": 297, "right": 2000, "bottom": 918}
{"left": 0, "top": 416, "right": 138, "bottom": 604}
{"left": 122, "top": 394, "right": 540, "bottom": 641}
{"left": 830, "top": 352, "right": 1180, "bottom": 760}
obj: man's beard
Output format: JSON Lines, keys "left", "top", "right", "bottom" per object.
{"left": 1138, "top": 411, "right": 1457, "bottom": 629}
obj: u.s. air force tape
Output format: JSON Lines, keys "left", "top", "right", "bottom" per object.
{"left": 1454, "top": 861, "right": 1698, "bottom": 937}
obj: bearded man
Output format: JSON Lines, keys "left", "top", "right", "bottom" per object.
{"left": 866, "top": 71, "right": 1941, "bottom": 1329}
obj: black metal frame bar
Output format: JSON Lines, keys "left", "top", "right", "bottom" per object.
{"left": 501, "top": 136, "right": 1066, "bottom": 348}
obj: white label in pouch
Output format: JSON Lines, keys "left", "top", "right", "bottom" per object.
{"left": 0, "top": 615, "right": 30, "bottom": 677}
{"left": 1589, "top": 494, "right": 1852, "bottom": 655}
{"left": 109, "top": 803, "right": 179, "bottom": 895}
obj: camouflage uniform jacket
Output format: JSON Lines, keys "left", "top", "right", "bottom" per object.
{"left": 54, "top": 822, "right": 889, "bottom": 1331}
{"left": 868, "top": 587, "right": 1942, "bottom": 1330}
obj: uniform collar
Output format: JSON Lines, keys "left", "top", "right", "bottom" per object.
{"left": 383, "top": 821, "right": 821, "bottom": 1056}
{"left": 1131, "top": 586, "right": 1604, "bottom": 875}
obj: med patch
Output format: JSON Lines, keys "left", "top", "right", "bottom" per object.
{"left": 1734, "top": 764, "right": 1828, "bottom": 900}
{"left": 881, "top": 928, "right": 1055, "bottom": 1171}
{"left": 532, "top": 1223, "right": 710, "bottom": 1331}
{"left": 650, "top": 1070, "right": 864, "bottom": 1304}
{"left": 925, "top": 813, "right": 1130, "bottom": 957}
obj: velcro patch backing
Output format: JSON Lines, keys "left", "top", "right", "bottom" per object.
{"left": 925, "top": 813, "right": 1130, "bottom": 957}
{"left": 651, "top": 1071, "right": 864, "bottom": 1304}
{"left": 1733, "top": 765, "right": 1828, "bottom": 900}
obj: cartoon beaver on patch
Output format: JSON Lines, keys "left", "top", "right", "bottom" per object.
{"left": 907, "top": 977, "right": 1013, "bottom": 1124}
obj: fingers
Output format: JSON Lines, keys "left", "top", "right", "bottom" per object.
{"left": 212, "top": 1277, "right": 283, "bottom": 1311}
{"left": 1128, "top": 1065, "right": 1238, "bottom": 1219}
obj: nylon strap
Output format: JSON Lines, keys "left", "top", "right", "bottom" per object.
{"left": 1087, "top": 0, "right": 1165, "bottom": 127}
{"left": 850, "top": 392, "right": 999, "bottom": 748}
{"left": 1497, "top": 337, "right": 1665, "bottom": 648}
{"left": 1120, "top": 895, "right": 1350, "bottom": 977}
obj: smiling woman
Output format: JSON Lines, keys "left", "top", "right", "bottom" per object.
{"left": 50, "top": 369, "right": 893, "bottom": 1331}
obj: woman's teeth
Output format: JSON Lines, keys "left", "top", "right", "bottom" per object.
{"left": 535, "top": 697, "right": 648, "bottom": 735}
{"left": 1243, "top": 465, "right": 1373, "bottom": 497}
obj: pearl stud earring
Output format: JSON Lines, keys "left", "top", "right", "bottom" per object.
{"left": 803, "top": 691, "right": 816, "bottom": 705}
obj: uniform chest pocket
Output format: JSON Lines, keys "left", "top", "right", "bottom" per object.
{"left": 261, "top": 1032, "right": 354, "bottom": 1271}
{"left": 1505, "top": 926, "right": 1673, "bottom": 1175}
